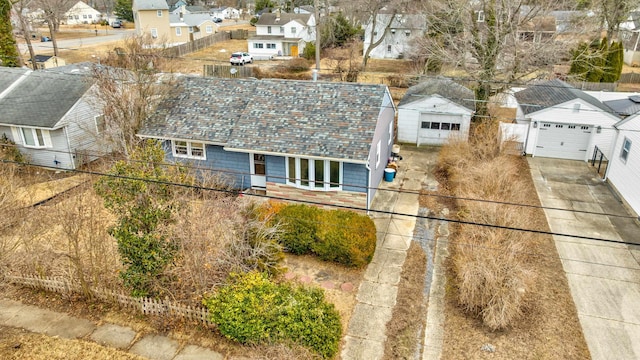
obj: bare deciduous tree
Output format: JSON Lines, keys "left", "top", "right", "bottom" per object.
{"left": 90, "top": 35, "right": 173, "bottom": 157}
{"left": 413, "top": 0, "right": 573, "bottom": 120}
{"left": 12, "top": 0, "right": 38, "bottom": 69}
{"left": 596, "top": 0, "right": 640, "bottom": 40}
{"left": 36, "top": 0, "right": 75, "bottom": 56}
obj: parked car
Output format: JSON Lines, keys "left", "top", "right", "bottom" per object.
{"left": 212, "top": 17, "right": 223, "bottom": 23}
{"left": 40, "top": 36, "right": 51, "bottom": 42}
{"left": 230, "top": 52, "right": 253, "bottom": 65}
{"left": 111, "top": 20, "right": 122, "bottom": 28}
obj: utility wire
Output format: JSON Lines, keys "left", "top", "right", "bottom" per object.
{"left": 1, "top": 142, "right": 636, "bottom": 220}
{"left": 1, "top": 158, "right": 636, "bottom": 247}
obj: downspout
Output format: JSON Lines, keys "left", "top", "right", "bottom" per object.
{"left": 63, "top": 126, "right": 74, "bottom": 169}
{"left": 603, "top": 124, "right": 620, "bottom": 181}
{"left": 365, "top": 161, "right": 371, "bottom": 214}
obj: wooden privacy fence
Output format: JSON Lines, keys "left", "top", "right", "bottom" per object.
{"left": 203, "top": 64, "right": 253, "bottom": 78}
{"left": 619, "top": 72, "right": 640, "bottom": 84}
{"left": 6, "top": 274, "right": 213, "bottom": 326}
{"left": 163, "top": 32, "right": 231, "bottom": 58}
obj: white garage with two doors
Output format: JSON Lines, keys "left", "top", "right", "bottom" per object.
{"left": 397, "top": 78, "right": 475, "bottom": 146}
{"left": 514, "top": 79, "right": 620, "bottom": 161}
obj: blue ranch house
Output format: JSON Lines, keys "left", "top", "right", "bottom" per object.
{"left": 137, "top": 77, "right": 396, "bottom": 210}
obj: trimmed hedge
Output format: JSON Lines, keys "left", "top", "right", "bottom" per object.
{"left": 204, "top": 272, "right": 342, "bottom": 358}
{"left": 271, "top": 203, "right": 377, "bottom": 268}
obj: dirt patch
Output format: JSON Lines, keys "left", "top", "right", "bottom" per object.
{"left": 384, "top": 241, "right": 428, "bottom": 359}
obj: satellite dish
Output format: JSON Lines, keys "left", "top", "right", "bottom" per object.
{"left": 230, "top": 68, "right": 238, "bottom": 75}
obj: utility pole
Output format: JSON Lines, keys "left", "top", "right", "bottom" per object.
{"left": 313, "top": 0, "right": 320, "bottom": 81}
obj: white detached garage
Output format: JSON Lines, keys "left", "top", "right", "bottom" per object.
{"left": 397, "top": 78, "right": 475, "bottom": 146}
{"left": 514, "top": 79, "right": 620, "bottom": 161}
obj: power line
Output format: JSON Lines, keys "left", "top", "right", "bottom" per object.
{"left": 1, "top": 142, "right": 636, "bottom": 221}
{"left": 1, "top": 158, "right": 635, "bottom": 246}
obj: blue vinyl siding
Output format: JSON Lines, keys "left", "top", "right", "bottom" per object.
{"left": 266, "top": 155, "right": 286, "bottom": 184}
{"left": 163, "top": 141, "right": 251, "bottom": 188}
{"left": 343, "top": 162, "right": 368, "bottom": 193}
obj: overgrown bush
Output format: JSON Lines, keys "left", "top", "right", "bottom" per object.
{"left": 437, "top": 120, "right": 537, "bottom": 330}
{"left": 302, "top": 42, "right": 315, "bottom": 60}
{"left": 279, "top": 58, "right": 311, "bottom": 73}
{"left": 273, "top": 204, "right": 320, "bottom": 255}
{"left": 271, "top": 203, "right": 376, "bottom": 267}
{"left": 314, "top": 209, "right": 377, "bottom": 268}
{"left": 204, "top": 272, "right": 342, "bottom": 358}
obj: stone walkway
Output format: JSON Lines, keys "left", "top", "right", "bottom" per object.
{"left": 0, "top": 299, "right": 222, "bottom": 360}
{"left": 341, "top": 146, "right": 434, "bottom": 360}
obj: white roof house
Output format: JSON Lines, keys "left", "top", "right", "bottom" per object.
{"left": 64, "top": 1, "right": 102, "bottom": 25}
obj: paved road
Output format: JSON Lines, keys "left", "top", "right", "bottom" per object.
{"left": 528, "top": 157, "right": 640, "bottom": 360}
{"left": 18, "top": 29, "right": 135, "bottom": 53}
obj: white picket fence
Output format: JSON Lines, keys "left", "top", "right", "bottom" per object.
{"left": 6, "top": 274, "right": 213, "bottom": 326}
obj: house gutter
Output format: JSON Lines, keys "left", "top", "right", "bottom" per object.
{"left": 63, "top": 126, "right": 75, "bottom": 169}
{"left": 365, "top": 160, "right": 371, "bottom": 213}
{"left": 603, "top": 124, "right": 620, "bottom": 181}
{"left": 223, "top": 147, "right": 368, "bottom": 165}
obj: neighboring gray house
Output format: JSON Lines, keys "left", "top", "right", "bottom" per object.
{"left": 138, "top": 77, "right": 396, "bottom": 210}
{"left": 397, "top": 78, "right": 475, "bottom": 145}
{"left": 363, "top": 12, "right": 427, "bottom": 59}
{"left": 0, "top": 67, "right": 104, "bottom": 169}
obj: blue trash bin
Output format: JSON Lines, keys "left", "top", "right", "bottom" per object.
{"left": 384, "top": 168, "right": 396, "bottom": 182}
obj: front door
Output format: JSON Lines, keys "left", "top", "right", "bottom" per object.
{"left": 250, "top": 153, "right": 266, "bottom": 188}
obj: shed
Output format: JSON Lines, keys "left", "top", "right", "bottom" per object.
{"left": 397, "top": 77, "right": 475, "bottom": 145}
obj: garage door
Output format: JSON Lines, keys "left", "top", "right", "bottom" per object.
{"left": 535, "top": 122, "right": 592, "bottom": 160}
{"left": 418, "top": 114, "right": 463, "bottom": 145}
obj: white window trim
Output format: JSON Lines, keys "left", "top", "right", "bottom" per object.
{"left": 151, "top": 28, "right": 158, "bottom": 38}
{"left": 388, "top": 121, "right": 393, "bottom": 145}
{"left": 285, "top": 157, "right": 342, "bottom": 191}
{"left": 94, "top": 114, "right": 105, "bottom": 135}
{"left": 171, "top": 140, "right": 206, "bottom": 160}
{"left": 18, "top": 127, "right": 52, "bottom": 149}
{"left": 621, "top": 137, "right": 631, "bottom": 163}
{"left": 206, "top": 25, "right": 213, "bottom": 33}
{"left": 376, "top": 140, "right": 381, "bottom": 169}
{"left": 477, "top": 10, "right": 485, "bottom": 22}
{"left": 176, "top": 27, "right": 182, "bottom": 36}
{"left": 157, "top": 10, "right": 163, "bottom": 17}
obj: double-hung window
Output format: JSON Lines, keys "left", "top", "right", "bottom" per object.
{"left": 286, "top": 157, "right": 341, "bottom": 190}
{"left": 19, "top": 127, "right": 50, "bottom": 148}
{"left": 172, "top": 140, "right": 205, "bottom": 159}
{"left": 621, "top": 138, "right": 631, "bottom": 163}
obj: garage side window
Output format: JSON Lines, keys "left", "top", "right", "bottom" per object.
{"left": 620, "top": 138, "right": 631, "bottom": 163}
{"left": 421, "top": 121, "right": 430, "bottom": 129}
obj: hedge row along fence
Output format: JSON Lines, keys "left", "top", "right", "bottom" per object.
{"left": 6, "top": 274, "right": 213, "bottom": 326}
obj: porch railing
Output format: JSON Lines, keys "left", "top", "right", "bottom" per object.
{"left": 591, "top": 145, "right": 608, "bottom": 179}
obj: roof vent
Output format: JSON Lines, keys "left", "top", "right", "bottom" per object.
{"left": 629, "top": 95, "right": 640, "bottom": 103}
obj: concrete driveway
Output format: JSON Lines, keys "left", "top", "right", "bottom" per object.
{"left": 528, "top": 157, "right": 640, "bottom": 360}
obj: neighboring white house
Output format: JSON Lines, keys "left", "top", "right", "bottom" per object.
{"left": 248, "top": 11, "right": 315, "bottom": 59}
{"left": 363, "top": 11, "right": 427, "bottom": 59}
{"left": 397, "top": 78, "right": 474, "bottom": 146}
{"left": 221, "top": 7, "right": 240, "bottom": 19}
{"left": 64, "top": 1, "right": 102, "bottom": 24}
{"left": 513, "top": 79, "right": 621, "bottom": 161}
{"left": 621, "top": 11, "right": 640, "bottom": 65}
{"left": 606, "top": 115, "right": 640, "bottom": 216}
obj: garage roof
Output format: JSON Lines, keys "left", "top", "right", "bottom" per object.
{"left": 398, "top": 77, "right": 475, "bottom": 111}
{"left": 515, "top": 79, "right": 616, "bottom": 116}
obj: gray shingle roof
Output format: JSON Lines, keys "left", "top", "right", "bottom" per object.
{"left": 514, "top": 79, "right": 615, "bottom": 116}
{"left": 256, "top": 13, "right": 310, "bottom": 26}
{"left": 604, "top": 96, "right": 640, "bottom": 117}
{"left": 0, "top": 70, "right": 93, "bottom": 128}
{"left": 169, "top": 13, "right": 214, "bottom": 26}
{"left": 138, "top": 77, "right": 389, "bottom": 162}
{"left": 0, "top": 67, "right": 29, "bottom": 92}
{"left": 133, "top": 0, "right": 168, "bottom": 11}
{"left": 398, "top": 77, "right": 475, "bottom": 111}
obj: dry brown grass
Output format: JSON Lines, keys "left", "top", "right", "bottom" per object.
{"left": 434, "top": 120, "right": 589, "bottom": 358}
{"left": 383, "top": 242, "right": 427, "bottom": 359}
{"left": 0, "top": 326, "right": 143, "bottom": 360}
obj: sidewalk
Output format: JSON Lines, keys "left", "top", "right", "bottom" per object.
{"left": 341, "top": 145, "right": 439, "bottom": 359}
{"left": 0, "top": 299, "right": 222, "bottom": 360}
